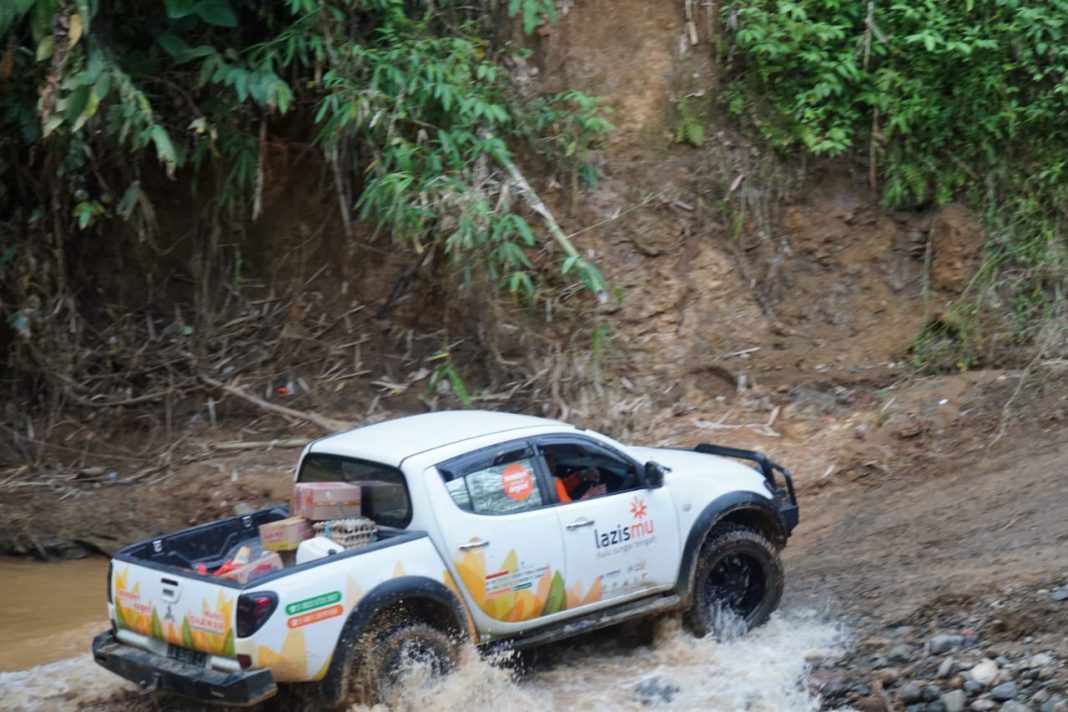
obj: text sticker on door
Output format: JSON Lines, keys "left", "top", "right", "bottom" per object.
{"left": 501, "top": 462, "right": 534, "bottom": 501}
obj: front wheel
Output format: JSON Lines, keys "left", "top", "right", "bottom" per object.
{"left": 683, "top": 525, "right": 784, "bottom": 639}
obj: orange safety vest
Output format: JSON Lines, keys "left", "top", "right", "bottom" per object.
{"left": 554, "top": 478, "right": 572, "bottom": 503}
{"left": 554, "top": 473, "right": 582, "bottom": 503}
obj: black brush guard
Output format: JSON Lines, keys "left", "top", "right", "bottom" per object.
{"left": 693, "top": 443, "right": 799, "bottom": 532}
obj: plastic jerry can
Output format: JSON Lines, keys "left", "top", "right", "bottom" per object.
{"left": 296, "top": 536, "right": 344, "bottom": 565}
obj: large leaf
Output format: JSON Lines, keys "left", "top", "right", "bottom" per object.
{"left": 164, "top": 0, "right": 196, "bottom": 19}
{"left": 68, "top": 13, "right": 83, "bottom": 46}
{"left": 71, "top": 87, "right": 100, "bottom": 132}
{"left": 116, "top": 182, "right": 141, "bottom": 219}
{"left": 148, "top": 125, "right": 178, "bottom": 173}
{"left": 157, "top": 32, "right": 214, "bottom": 64}
{"left": 35, "top": 35, "right": 55, "bottom": 62}
{"left": 194, "top": 0, "right": 237, "bottom": 28}
{"left": 0, "top": 0, "right": 37, "bottom": 38}
{"left": 157, "top": 32, "right": 190, "bottom": 58}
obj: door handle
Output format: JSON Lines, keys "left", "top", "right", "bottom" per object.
{"left": 458, "top": 539, "right": 490, "bottom": 550}
{"left": 566, "top": 517, "right": 595, "bottom": 530}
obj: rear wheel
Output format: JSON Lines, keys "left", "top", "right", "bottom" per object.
{"left": 362, "top": 621, "right": 457, "bottom": 704}
{"left": 322, "top": 619, "right": 458, "bottom": 708}
{"left": 683, "top": 525, "right": 784, "bottom": 639}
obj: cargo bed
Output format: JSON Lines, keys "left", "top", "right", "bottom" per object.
{"left": 107, "top": 506, "right": 418, "bottom": 665}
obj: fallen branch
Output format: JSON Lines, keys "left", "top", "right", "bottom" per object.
{"left": 199, "top": 374, "right": 354, "bottom": 433}
{"left": 720, "top": 346, "right": 761, "bottom": 359}
{"left": 486, "top": 131, "right": 607, "bottom": 302}
{"left": 694, "top": 406, "right": 782, "bottom": 438}
{"left": 212, "top": 438, "right": 310, "bottom": 452}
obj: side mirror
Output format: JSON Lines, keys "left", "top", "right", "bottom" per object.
{"left": 644, "top": 461, "right": 666, "bottom": 489}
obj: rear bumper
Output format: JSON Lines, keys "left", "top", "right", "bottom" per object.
{"left": 92, "top": 631, "right": 276, "bottom": 707}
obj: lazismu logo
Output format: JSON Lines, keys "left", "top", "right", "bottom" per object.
{"left": 594, "top": 495, "right": 655, "bottom": 548}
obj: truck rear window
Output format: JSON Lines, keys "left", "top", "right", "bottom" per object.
{"left": 298, "top": 454, "right": 411, "bottom": 528}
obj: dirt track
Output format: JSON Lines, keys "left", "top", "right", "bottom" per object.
{"left": 790, "top": 425, "right": 1068, "bottom": 620}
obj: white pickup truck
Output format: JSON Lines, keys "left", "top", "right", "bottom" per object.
{"left": 92, "top": 411, "right": 798, "bottom": 707}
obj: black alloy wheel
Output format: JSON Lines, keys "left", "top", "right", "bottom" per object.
{"left": 683, "top": 525, "right": 784, "bottom": 639}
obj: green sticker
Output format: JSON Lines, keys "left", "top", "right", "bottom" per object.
{"left": 285, "top": 591, "right": 342, "bottom": 616}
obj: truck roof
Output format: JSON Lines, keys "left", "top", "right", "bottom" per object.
{"left": 307, "top": 410, "right": 567, "bottom": 466}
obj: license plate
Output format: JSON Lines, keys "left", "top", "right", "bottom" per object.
{"left": 167, "top": 644, "right": 207, "bottom": 667}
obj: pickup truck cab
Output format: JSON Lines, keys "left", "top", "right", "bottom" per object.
{"left": 92, "top": 411, "right": 798, "bottom": 707}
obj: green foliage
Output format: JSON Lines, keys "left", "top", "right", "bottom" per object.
{"left": 428, "top": 351, "right": 472, "bottom": 406}
{"left": 674, "top": 96, "right": 706, "bottom": 147}
{"left": 520, "top": 90, "right": 614, "bottom": 188}
{"left": 508, "top": 0, "right": 557, "bottom": 35}
{"left": 722, "top": 0, "right": 1068, "bottom": 204}
{"left": 0, "top": 0, "right": 612, "bottom": 307}
{"left": 721, "top": 0, "right": 1068, "bottom": 357}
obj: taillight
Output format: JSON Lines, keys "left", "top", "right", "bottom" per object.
{"left": 107, "top": 561, "right": 113, "bottom": 604}
{"left": 236, "top": 592, "right": 278, "bottom": 638}
{"left": 237, "top": 654, "right": 253, "bottom": 669}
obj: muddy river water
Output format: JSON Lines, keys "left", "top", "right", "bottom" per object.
{"left": 0, "top": 558, "right": 848, "bottom": 711}
{"left": 0, "top": 568, "right": 848, "bottom": 712}
{"left": 0, "top": 556, "right": 110, "bottom": 672}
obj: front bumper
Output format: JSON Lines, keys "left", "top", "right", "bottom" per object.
{"left": 776, "top": 495, "right": 800, "bottom": 533}
{"left": 92, "top": 631, "right": 276, "bottom": 707}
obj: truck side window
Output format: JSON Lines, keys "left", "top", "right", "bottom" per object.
{"left": 541, "top": 440, "right": 641, "bottom": 502}
{"left": 439, "top": 448, "right": 545, "bottom": 515}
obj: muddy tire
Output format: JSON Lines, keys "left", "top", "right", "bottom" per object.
{"left": 364, "top": 621, "right": 457, "bottom": 704}
{"left": 322, "top": 619, "right": 458, "bottom": 708}
{"left": 683, "top": 525, "right": 784, "bottom": 639}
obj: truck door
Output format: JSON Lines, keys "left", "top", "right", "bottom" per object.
{"left": 429, "top": 440, "right": 568, "bottom": 635}
{"left": 535, "top": 435, "right": 681, "bottom": 613}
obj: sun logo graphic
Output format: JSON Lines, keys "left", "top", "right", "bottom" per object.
{"left": 630, "top": 496, "right": 648, "bottom": 520}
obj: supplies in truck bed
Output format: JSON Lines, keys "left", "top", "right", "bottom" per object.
{"left": 313, "top": 518, "right": 377, "bottom": 550}
{"left": 211, "top": 544, "right": 284, "bottom": 583}
{"left": 258, "top": 516, "right": 313, "bottom": 551}
{"left": 292, "top": 482, "right": 362, "bottom": 520}
{"left": 218, "top": 551, "right": 283, "bottom": 583}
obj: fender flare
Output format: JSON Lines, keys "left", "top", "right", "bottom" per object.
{"left": 342, "top": 575, "right": 469, "bottom": 642}
{"left": 320, "top": 575, "right": 470, "bottom": 701}
{"left": 675, "top": 491, "right": 786, "bottom": 606}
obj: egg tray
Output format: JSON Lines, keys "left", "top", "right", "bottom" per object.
{"left": 312, "top": 517, "right": 378, "bottom": 549}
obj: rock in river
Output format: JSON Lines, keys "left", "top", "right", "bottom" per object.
{"left": 991, "top": 681, "right": 1020, "bottom": 702}
{"left": 969, "top": 659, "right": 999, "bottom": 686}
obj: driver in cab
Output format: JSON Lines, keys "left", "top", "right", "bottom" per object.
{"left": 544, "top": 450, "right": 607, "bottom": 502}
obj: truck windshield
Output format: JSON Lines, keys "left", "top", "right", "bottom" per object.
{"left": 297, "top": 454, "right": 411, "bottom": 528}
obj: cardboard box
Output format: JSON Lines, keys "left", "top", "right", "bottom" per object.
{"left": 258, "top": 517, "right": 313, "bottom": 551}
{"left": 218, "top": 552, "right": 284, "bottom": 584}
{"left": 292, "top": 482, "right": 362, "bottom": 521}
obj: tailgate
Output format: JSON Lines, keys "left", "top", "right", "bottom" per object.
{"left": 112, "top": 561, "right": 239, "bottom": 659}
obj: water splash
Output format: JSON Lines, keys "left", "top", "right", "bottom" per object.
{"left": 359, "top": 609, "right": 847, "bottom": 712}
{"left": 0, "top": 610, "right": 846, "bottom": 711}
{"left": 0, "top": 655, "right": 134, "bottom": 711}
